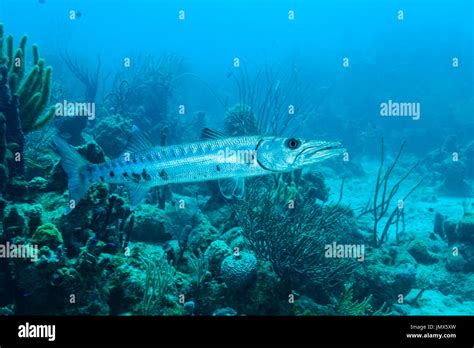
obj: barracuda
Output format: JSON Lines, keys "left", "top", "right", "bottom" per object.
{"left": 53, "top": 128, "right": 345, "bottom": 212}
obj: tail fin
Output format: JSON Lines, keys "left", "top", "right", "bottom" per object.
{"left": 53, "top": 136, "right": 91, "bottom": 212}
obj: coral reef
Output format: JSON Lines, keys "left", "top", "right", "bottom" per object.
{"left": 220, "top": 251, "right": 257, "bottom": 290}
{"left": 358, "top": 139, "right": 423, "bottom": 246}
{"left": 0, "top": 20, "right": 471, "bottom": 319}
{"left": 91, "top": 113, "right": 133, "bottom": 158}
{"left": 204, "top": 240, "right": 232, "bottom": 275}
{"left": 224, "top": 103, "right": 258, "bottom": 136}
{"left": 0, "top": 23, "right": 55, "bottom": 183}
{"left": 32, "top": 223, "right": 63, "bottom": 249}
{"left": 422, "top": 136, "right": 472, "bottom": 196}
{"left": 236, "top": 179, "right": 358, "bottom": 293}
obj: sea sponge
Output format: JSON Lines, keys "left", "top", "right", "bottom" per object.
{"left": 407, "top": 239, "right": 437, "bottom": 265}
{"left": 0, "top": 24, "right": 55, "bottom": 134}
{"left": 32, "top": 223, "right": 63, "bottom": 249}
{"left": 204, "top": 240, "right": 232, "bottom": 275}
{"left": 224, "top": 103, "right": 258, "bottom": 136}
{"left": 457, "top": 212, "right": 474, "bottom": 245}
{"left": 92, "top": 113, "right": 133, "bottom": 158}
{"left": 220, "top": 251, "right": 257, "bottom": 289}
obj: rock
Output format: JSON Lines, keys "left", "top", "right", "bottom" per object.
{"left": 3, "top": 206, "right": 26, "bottom": 239}
{"left": 77, "top": 141, "right": 106, "bottom": 164}
{"left": 187, "top": 214, "right": 220, "bottom": 252}
{"left": 32, "top": 223, "right": 63, "bottom": 249}
{"left": 440, "top": 160, "right": 471, "bottom": 196}
{"left": 293, "top": 295, "right": 330, "bottom": 316}
{"left": 404, "top": 288, "right": 424, "bottom": 305}
{"left": 221, "top": 251, "right": 257, "bottom": 290}
{"left": 183, "top": 301, "right": 195, "bottom": 315}
{"left": 0, "top": 305, "right": 14, "bottom": 316}
{"left": 394, "top": 249, "right": 417, "bottom": 266}
{"left": 28, "top": 177, "right": 48, "bottom": 192}
{"left": 407, "top": 239, "right": 437, "bottom": 264}
{"left": 457, "top": 212, "right": 474, "bottom": 245}
{"left": 443, "top": 219, "right": 458, "bottom": 245}
{"left": 301, "top": 172, "right": 329, "bottom": 202}
{"left": 391, "top": 303, "right": 410, "bottom": 315}
{"left": 26, "top": 205, "right": 43, "bottom": 237}
{"left": 221, "top": 227, "right": 245, "bottom": 250}
{"left": 213, "top": 307, "right": 237, "bottom": 316}
{"left": 92, "top": 114, "right": 132, "bottom": 158}
{"left": 401, "top": 290, "right": 474, "bottom": 315}
{"left": 393, "top": 263, "right": 417, "bottom": 294}
{"left": 132, "top": 204, "right": 171, "bottom": 243}
{"left": 446, "top": 254, "right": 467, "bottom": 272}
{"left": 434, "top": 213, "right": 445, "bottom": 239}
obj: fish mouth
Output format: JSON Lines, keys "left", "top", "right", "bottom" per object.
{"left": 296, "top": 141, "right": 346, "bottom": 164}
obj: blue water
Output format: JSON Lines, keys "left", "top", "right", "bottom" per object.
{"left": 2, "top": 0, "right": 472, "bottom": 148}
{"left": 0, "top": 0, "right": 473, "bottom": 317}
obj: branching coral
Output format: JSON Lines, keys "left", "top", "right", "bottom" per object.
{"left": 334, "top": 283, "right": 389, "bottom": 316}
{"left": 60, "top": 52, "right": 101, "bottom": 102}
{"left": 357, "top": 139, "right": 423, "bottom": 246}
{"left": 140, "top": 252, "right": 176, "bottom": 315}
{"left": 188, "top": 250, "right": 209, "bottom": 291}
{"left": 57, "top": 52, "right": 101, "bottom": 144}
{"left": 106, "top": 54, "right": 184, "bottom": 139}
{"left": 235, "top": 178, "right": 358, "bottom": 290}
{"left": 229, "top": 60, "right": 317, "bottom": 136}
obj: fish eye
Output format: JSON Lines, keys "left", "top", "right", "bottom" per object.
{"left": 285, "top": 138, "right": 301, "bottom": 150}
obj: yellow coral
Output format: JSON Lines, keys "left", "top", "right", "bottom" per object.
{"left": 0, "top": 23, "right": 56, "bottom": 134}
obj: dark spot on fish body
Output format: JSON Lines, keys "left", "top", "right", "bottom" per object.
{"left": 216, "top": 165, "right": 221, "bottom": 172}
{"left": 142, "top": 169, "right": 152, "bottom": 181}
{"left": 109, "top": 171, "right": 115, "bottom": 178}
{"left": 132, "top": 172, "right": 141, "bottom": 183}
{"left": 100, "top": 176, "right": 104, "bottom": 182}
{"left": 146, "top": 153, "right": 153, "bottom": 161}
{"left": 123, "top": 172, "right": 129, "bottom": 178}
{"left": 159, "top": 169, "right": 168, "bottom": 181}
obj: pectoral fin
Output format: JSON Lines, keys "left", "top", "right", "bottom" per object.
{"left": 218, "top": 177, "right": 245, "bottom": 199}
{"left": 125, "top": 182, "right": 149, "bottom": 208}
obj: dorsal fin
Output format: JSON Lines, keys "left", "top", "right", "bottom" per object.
{"left": 125, "top": 126, "right": 154, "bottom": 154}
{"left": 201, "top": 128, "right": 228, "bottom": 140}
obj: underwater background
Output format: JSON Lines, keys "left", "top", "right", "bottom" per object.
{"left": 0, "top": 0, "right": 472, "bottom": 316}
